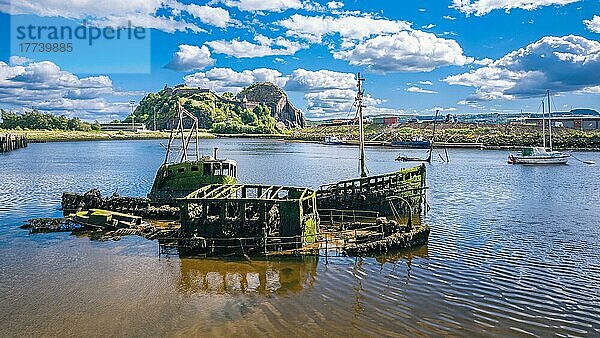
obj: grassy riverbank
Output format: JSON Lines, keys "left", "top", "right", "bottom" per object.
{"left": 4, "top": 124, "right": 600, "bottom": 150}
{"left": 0, "top": 129, "right": 215, "bottom": 142}
{"left": 291, "top": 123, "right": 600, "bottom": 150}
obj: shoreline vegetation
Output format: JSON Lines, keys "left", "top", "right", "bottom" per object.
{"left": 0, "top": 129, "right": 211, "bottom": 142}
{"left": 2, "top": 123, "right": 600, "bottom": 150}
{"left": 289, "top": 123, "right": 600, "bottom": 151}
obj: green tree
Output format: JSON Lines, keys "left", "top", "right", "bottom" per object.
{"left": 91, "top": 120, "right": 102, "bottom": 131}
{"left": 240, "top": 109, "right": 258, "bottom": 125}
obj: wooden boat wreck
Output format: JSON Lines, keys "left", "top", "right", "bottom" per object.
{"left": 316, "top": 165, "right": 426, "bottom": 216}
{"left": 148, "top": 102, "right": 238, "bottom": 204}
{"left": 53, "top": 75, "right": 430, "bottom": 257}
{"left": 72, "top": 209, "right": 145, "bottom": 229}
{"left": 160, "top": 184, "right": 320, "bottom": 255}
{"left": 318, "top": 74, "right": 428, "bottom": 217}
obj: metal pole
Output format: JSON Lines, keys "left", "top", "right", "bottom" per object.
{"left": 129, "top": 100, "right": 136, "bottom": 132}
{"left": 542, "top": 100, "right": 546, "bottom": 149}
{"left": 357, "top": 73, "right": 367, "bottom": 177}
{"left": 548, "top": 90, "right": 553, "bottom": 151}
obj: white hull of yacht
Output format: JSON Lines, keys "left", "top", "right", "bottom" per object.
{"left": 511, "top": 155, "right": 569, "bottom": 165}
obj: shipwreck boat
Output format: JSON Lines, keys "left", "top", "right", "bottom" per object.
{"left": 317, "top": 74, "right": 428, "bottom": 217}
{"left": 55, "top": 79, "right": 429, "bottom": 257}
{"left": 164, "top": 184, "right": 320, "bottom": 255}
{"left": 317, "top": 165, "right": 426, "bottom": 216}
{"left": 72, "top": 209, "right": 145, "bottom": 230}
{"left": 148, "top": 102, "right": 237, "bottom": 204}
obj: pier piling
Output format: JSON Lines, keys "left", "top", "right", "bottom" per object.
{"left": 0, "top": 134, "right": 28, "bottom": 153}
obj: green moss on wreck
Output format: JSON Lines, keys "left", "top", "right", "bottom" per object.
{"left": 148, "top": 160, "right": 237, "bottom": 204}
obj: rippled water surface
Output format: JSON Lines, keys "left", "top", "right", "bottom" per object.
{"left": 1, "top": 139, "right": 599, "bottom": 337}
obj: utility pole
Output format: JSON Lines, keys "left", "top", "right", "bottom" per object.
{"left": 153, "top": 106, "right": 157, "bottom": 131}
{"left": 548, "top": 90, "right": 553, "bottom": 151}
{"left": 129, "top": 100, "right": 136, "bottom": 132}
{"left": 356, "top": 73, "right": 367, "bottom": 177}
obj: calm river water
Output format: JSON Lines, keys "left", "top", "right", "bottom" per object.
{"left": 1, "top": 139, "right": 599, "bottom": 337}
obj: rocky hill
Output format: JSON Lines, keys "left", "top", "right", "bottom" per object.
{"left": 236, "top": 82, "right": 305, "bottom": 128}
{"left": 128, "top": 82, "right": 305, "bottom": 133}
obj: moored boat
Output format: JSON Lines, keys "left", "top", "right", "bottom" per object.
{"left": 391, "top": 136, "right": 431, "bottom": 149}
{"left": 509, "top": 90, "right": 570, "bottom": 165}
{"left": 323, "top": 135, "right": 344, "bottom": 145}
{"left": 508, "top": 147, "right": 570, "bottom": 164}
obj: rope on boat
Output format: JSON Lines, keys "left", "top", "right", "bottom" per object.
{"left": 570, "top": 154, "right": 595, "bottom": 165}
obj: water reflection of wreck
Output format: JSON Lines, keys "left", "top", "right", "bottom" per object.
{"left": 177, "top": 256, "right": 318, "bottom": 295}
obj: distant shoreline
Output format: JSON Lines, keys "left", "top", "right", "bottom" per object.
{"left": 3, "top": 124, "right": 600, "bottom": 151}
{"left": 289, "top": 123, "right": 600, "bottom": 151}
{"left": 0, "top": 130, "right": 212, "bottom": 142}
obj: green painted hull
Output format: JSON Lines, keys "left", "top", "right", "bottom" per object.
{"left": 148, "top": 161, "right": 236, "bottom": 204}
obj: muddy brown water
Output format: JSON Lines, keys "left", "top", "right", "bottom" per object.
{"left": 1, "top": 139, "right": 599, "bottom": 336}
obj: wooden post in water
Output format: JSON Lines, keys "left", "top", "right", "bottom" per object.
{"left": 0, "top": 134, "right": 28, "bottom": 153}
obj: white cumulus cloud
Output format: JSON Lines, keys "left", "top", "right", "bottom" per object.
{"left": 406, "top": 86, "right": 437, "bottom": 94}
{"left": 166, "top": 45, "right": 215, "bottom": 72}
{"left": 278, "top": 14, "right": 411, "bottom": 43}
{"left": 8, "top": 56, "right": 31, "bottom": 66}
{"left": 304, "top": 89, "right": 384, "bottom": 118}
{"left": 183, "top": 67, "right": 286, "bottom": 93}
{"left": 206, "top": 35, "right": 305, "bottom": 58}
{"left": 584, "top": 15, "right": 600, "bottom": 34}
{"left": 1, "top": 0, "right": 237, "bottom": 33}
{"left": 327, "top": 1, "right": 344, "bottom": 9}
{"left": 444, "top": 35, "right": 600, "bottom": 100}
{"left": 284, "top": 69, "right": 356, "bottom": 91}
{"left": 221, "top": 0, "right": 303, "bottom": 12}
{"left": 451, "top": 0, "right": 581, "bottom": 16}
{"left": 0, "top": 59, "right": 132, "bottom": 119}
{"left": 334, "top": 30, "right": 472, "bottom": 72}
{"left": 181, "top": 4, "right": 235, "bottom": 28}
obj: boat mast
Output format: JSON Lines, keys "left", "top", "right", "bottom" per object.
{"left": 427, "top": 109, "right": 439, "bottom": 163}
{"left": 356, "top": 73, "right": 367, "bottom": 177}
{"left": 541, "top": 100, "right": 546, "bottom": 149}
{"left": 164, "top": 102, "right": 200, "bottom": 164}
{"left": 547, "top": 90, "right": 553, "bottom": 151}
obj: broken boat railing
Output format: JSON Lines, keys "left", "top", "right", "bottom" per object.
{"left": 158, "top": 209, "right": 416, "bottom": 256}
{"left": 319, "top": 209, "right": 380, "bottom": 226}
{"left": 158, "top": 227, "right": 406, "bottom": 256}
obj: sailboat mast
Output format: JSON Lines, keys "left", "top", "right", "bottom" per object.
{"left": 427, "top": 109, "right": 439, "bottom": 163}
{"left": 542, "top": 100, "right": 546, "bottom": 149}
{"left": 547, "top": 90, "right": 553, "bottom": 151}
{"left": 357, "top": 73, "right": 367, "bottom": 177}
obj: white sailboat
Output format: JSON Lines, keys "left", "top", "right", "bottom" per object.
{"left": 508, "top": 90, "right": 570, "bottom": 165}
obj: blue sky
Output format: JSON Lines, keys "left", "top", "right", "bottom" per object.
{"left": 1, "top": 0, "right": 599, "bottom": 121}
